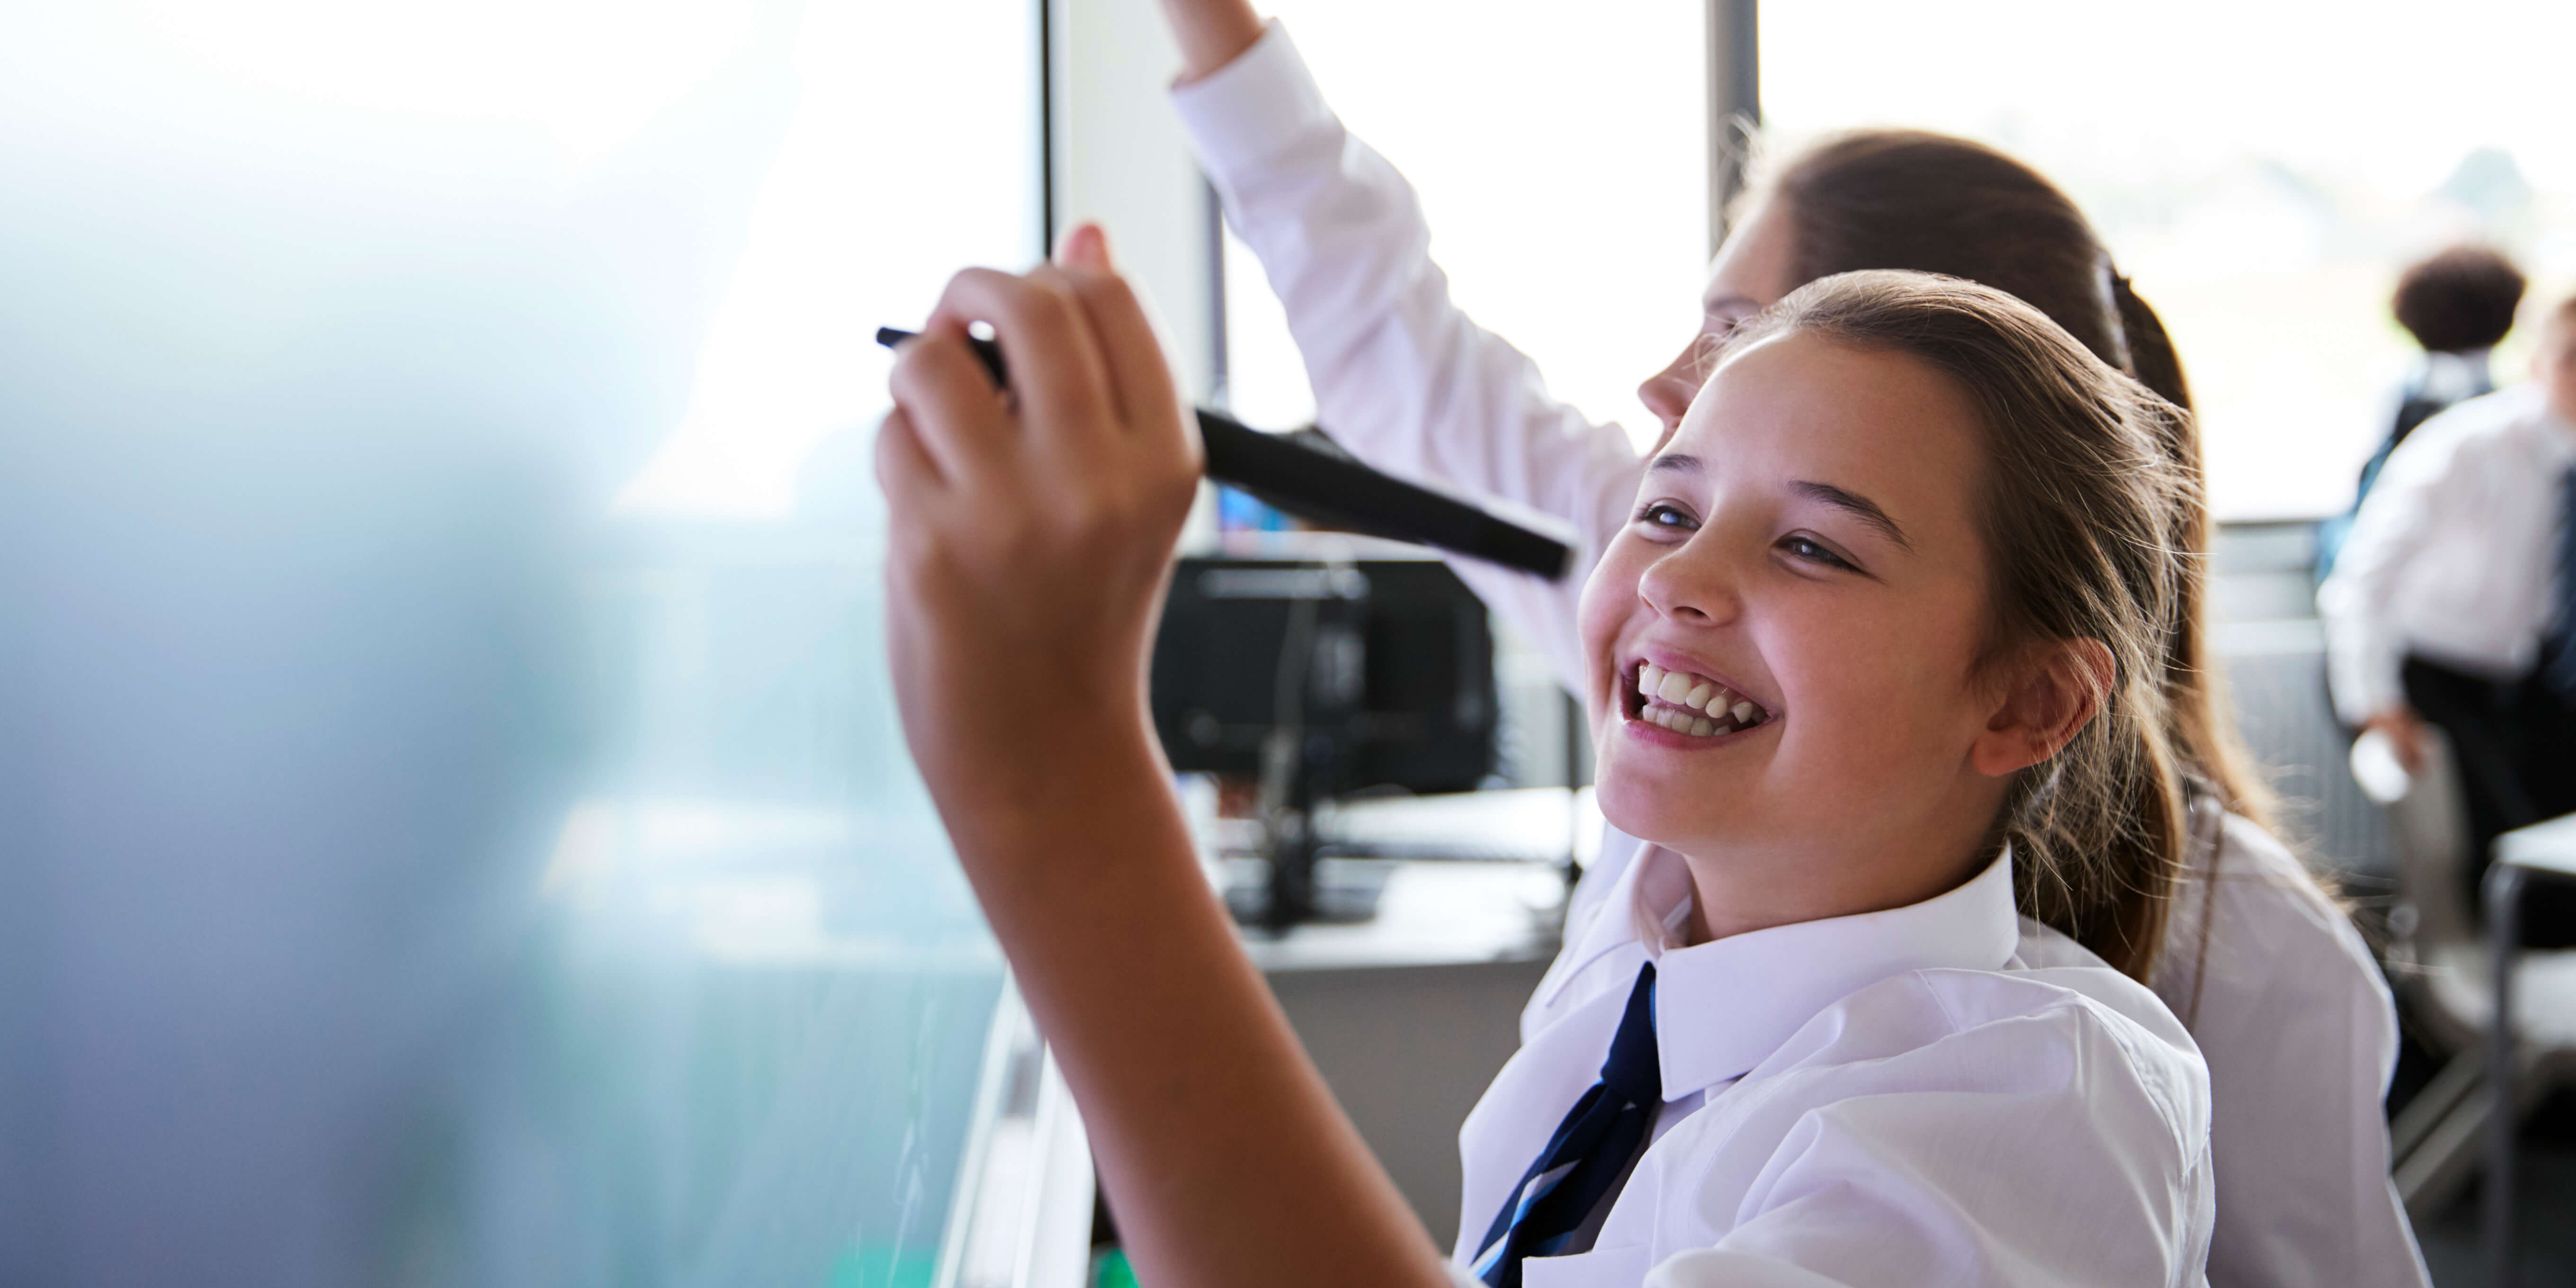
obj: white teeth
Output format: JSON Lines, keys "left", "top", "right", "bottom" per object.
{"left": 1632, "top": 661, "right": 1760, "bottom": 737}
{"left": 1632, "top": 703, "right": 1729, "bottom": 739}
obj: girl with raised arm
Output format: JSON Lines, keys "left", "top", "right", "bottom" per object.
{"left": 1151, "top": 7, "right": 2423, "bottom": 1284}
{"left": 883, "top": 236, "right": 2215, "bottom": 1286}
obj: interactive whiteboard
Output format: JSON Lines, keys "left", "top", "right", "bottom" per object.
{"left": 0, "top": 3, "right": 1043, "bottom": 1284}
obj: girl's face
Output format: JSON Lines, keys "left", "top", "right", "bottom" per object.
{"left": 1580, "top": 330, "right": 2017, "bottom": 930}
{"left": 1636, "top": 194, "right": 1801, "bottom": 441}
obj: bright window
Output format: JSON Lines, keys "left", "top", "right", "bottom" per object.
{"left": 1763, "top": 0, "right": 2576, "bottom": 520}
{"left": 1220, "top": 1, "right": 1709, "bottom": 449}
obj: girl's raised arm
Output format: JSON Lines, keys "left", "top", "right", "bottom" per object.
{"left": 879, "top": 226, "right": 1454, "bottom": 1288}
{"left": 1158, "top": 14, "right": 1647, "bottom": 697}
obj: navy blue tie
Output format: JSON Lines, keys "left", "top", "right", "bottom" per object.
{"left": 2547, "top": 467, "right": 2576, "bottom": 704}
{"left": 1471, "top": 962, "right": 1661, "bottom": 1288}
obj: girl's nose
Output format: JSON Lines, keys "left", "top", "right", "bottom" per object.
{"left": 1636, "top": 539, "right": 1740, "bottom": 626}
{"left": 1636, "top": 339, "right": 1704, "bottom": 437}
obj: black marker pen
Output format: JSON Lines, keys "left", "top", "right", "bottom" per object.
{"left": 875, "top": 326, "right": 1573, "bottom": 580}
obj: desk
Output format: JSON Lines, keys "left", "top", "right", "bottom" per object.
{"left": 2484, "top": 812, "right": 2576, "bottom": 1288}
{"left": 1243, "top": 860, "right": 1568, "bottom": 1245}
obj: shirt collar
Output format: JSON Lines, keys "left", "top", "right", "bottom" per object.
{"left": 2416, "top": 349, "right": 2493, "bottom": 403}
{"left": 1562, "top": 842, "right": 2023, "bottom": 1098}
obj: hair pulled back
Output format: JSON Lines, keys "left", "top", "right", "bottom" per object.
{"left": 1729, "top": 270, "right": 2197, "bottom": 978}
{"left": 1752, "top": 130, "right": 2271, "bottom": 842}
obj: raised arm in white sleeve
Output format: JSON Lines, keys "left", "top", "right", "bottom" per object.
{"left": 1170, "top": 21, "right": 1649, "bottom": 695}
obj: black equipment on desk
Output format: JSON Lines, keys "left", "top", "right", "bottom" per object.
{"left": 1151, "top": 555, "right": 1497, "bottom": 928}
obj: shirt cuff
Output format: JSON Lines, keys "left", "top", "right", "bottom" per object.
{"left": 1169, "top": 19, "right": 1340, "bottom": 185}
{"left": 2328, "top": 635, "right": 2405, "bottom": 727}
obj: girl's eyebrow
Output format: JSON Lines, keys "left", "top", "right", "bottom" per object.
{"left": 1792, "top": 480, "right": 1914, "bottom": 551}
{"left": 1642, "top": 456, "right": 1914, "bottom": 551}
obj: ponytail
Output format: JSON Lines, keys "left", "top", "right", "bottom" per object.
{"left": 2106, "top": 271, "right": 2281, "bottom": 840}
{"left": 2108, "top": 272, "right": 2191, "bottom": 411}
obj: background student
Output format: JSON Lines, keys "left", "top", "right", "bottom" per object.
{"left": 2317, "top": 244, "right": 2528, "bottom": 581}
{"left": 881, "top": 242, "right": 2214, "bottom": 1287}
{"left": 1149, "top": 4, "right": 2422, "bottom": 1284}
{"left": 2321, "top": 293, "right": 2576, "bottom": 945}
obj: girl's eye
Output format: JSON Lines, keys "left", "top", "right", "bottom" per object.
{"left": 1779, "top": 534, "right": 1858, "bottom": 572}
{"left": 1633, "top": 502, "right": 1697, "bottom": 533}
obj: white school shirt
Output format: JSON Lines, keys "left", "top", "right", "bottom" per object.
{"left": 2320, "top": 383, "right": 2576, "bottom": 724}
{"left": 1553, "top": 817, "right": 2421, "bottom": 1288}
{"left": 1460, "top": 840, "right": 2213, "bottom": 1287}
{"left": 1173, "top": 23, "right": 2427, "bottom": 1288}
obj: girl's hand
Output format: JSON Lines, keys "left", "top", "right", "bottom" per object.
{"left": 876, "top": 227, "right": 1203, "bottom": 852}
{"left": 877, "top": 231, "right": 1447, "bottom": 1288}
{"left": 2363, "top": 704, "right": 2430, "bottom": 776}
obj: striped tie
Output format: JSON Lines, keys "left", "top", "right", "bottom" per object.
{"left": 1470, "top": 962, "right": 1661, "bottom": 1288}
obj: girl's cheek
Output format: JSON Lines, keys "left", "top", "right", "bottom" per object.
{"left": 1574, "top": 542, "right": 1645, "bottom": 655}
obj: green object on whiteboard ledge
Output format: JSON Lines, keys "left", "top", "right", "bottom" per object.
{"left": 1091, "top": 1246, "right": 1140, "bottom": 1288}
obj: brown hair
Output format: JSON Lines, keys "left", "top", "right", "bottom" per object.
{"left": 1728, "top": 270, "right": 2197, "bottom": 978}
{"left": 2392, "top": 245, "right": 2526, "bottom": 354}
{"left": 1747, "top": 130, "right": 2275, "bottom": 845}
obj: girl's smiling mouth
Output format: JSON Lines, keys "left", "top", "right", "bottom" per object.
{"left": 1620, "top": 659, "right": 1776, "bottom": 742}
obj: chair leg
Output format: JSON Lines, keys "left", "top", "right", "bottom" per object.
{"left": 2392, "top": 1049, "right": 2483, "bottom": 1167}
{"left": 2485, "top": 863, "right": 2528, "bottom": 1288}
{"left": 2395, "top": 1070, "right": 2494, "bottom": 1222}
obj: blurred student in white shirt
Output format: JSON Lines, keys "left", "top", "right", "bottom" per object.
{"left": 2317, "top": 245, "right": 2526, "bottom": 581}
{"left": 1153, "top": 5, "right": 2420, "bottom": 1285}
{"left": 882, "top": 243, "right": 2214, "bottom": 1287}
{"left": 2322, "top": 294, "right": 2576, "bottom": 944}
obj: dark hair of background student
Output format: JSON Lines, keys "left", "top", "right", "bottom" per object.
{"left": 2392, "top": 245, "right": 2526, "bottom": 355}
{"left": 1747, "top": 130, "right": 2275, "bottom": 866}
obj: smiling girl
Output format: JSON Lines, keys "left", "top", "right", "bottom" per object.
{"left": 880, "top": 238, "right": 2214, "bottom": 1286}
{"left": 1152, "top": 11, "right": 2418, "bottom": 1284}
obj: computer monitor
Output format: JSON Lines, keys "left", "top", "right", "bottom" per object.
{"left": 1149, "top": 553, "right": 1498, "bottom": 924}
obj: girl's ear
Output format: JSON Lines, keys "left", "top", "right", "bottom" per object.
{"left": 1970, "top": 638, "right": 2114, "bottom": 779}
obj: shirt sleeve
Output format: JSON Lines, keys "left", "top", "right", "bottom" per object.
{"left": 2318, "top": 421, "right": 2453, "bottom": 725}
{"left": 2177, "top": 823, "right": 2429, "bottom": 1288}
{"left": 1170, "top": 21, "right": 1648, "bottom": 696}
